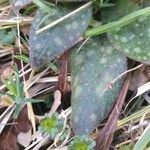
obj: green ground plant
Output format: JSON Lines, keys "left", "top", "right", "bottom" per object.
{"left": 0, "top": 0, "right": 149, "bottom": 149}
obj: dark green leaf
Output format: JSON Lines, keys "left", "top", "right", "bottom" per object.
{"left": 70, "top": 37, "right": 127, "bottom": 135}
{"left": 29, "top": 3, "right": 92, "bottom": 68}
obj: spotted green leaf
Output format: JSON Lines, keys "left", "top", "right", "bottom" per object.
{"left": 70, "top": 37, "right": 127, "bottom": 135}
{"left": 29, "top": 3, "right": 92, "bottom": 68}
{"left": 102, "top": 0, "right": 150, "bottom": 64}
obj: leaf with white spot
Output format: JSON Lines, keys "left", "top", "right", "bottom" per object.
{"left": 70, "top": 37, "right": 127, "bottom": 135}
{"left": 29, "top": 3, "right": 92, "bottom": 68}
{"left": 102, "top": 0, "right": 150, "bottom": 64}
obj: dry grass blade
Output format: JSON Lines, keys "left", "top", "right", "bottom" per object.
{"left": 117, "top": 105, "right": 150, "bottom": 128}
{"left": 48, "top": 90, "right": 62, "bottom": 117}
{"left": 0, "top": 17, "right": 33, "bottom": 26}
{"left": 0, "top": 103, "right": 16, "bottom": 134}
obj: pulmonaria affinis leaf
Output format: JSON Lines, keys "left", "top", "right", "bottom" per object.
{"left": 102, "top": 0, "right": 150, "bottom": 64}
{"left": 29, "top": 3, "right": 92, "bottom": 68}
{"left": 70, "top": 37, "right": 127, "bottom": 135}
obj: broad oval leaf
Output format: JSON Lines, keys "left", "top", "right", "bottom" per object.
{"left": 70, "top": 37, "right": 127, "bottom": 135}
{"left": 29, "top": 3, "right": 92, "bottom": 68}
{"left": 102, "top": 0, "right": 150, "bottom": 64}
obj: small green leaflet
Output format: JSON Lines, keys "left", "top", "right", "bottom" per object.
{"left": 70, "top": 37, "right": 127, "bottom": 135}
{"left": 29, "top": 3, "right": 92, "bottom": 68}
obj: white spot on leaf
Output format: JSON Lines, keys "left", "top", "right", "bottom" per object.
{"left": 143, "top": 56, "right": 147, "bottom": 60}
{"left": 74, "top": 116, "right": 79, "bottom": 123}
{"left": 55, "top": 37, "right": 63, "bottom": 46}
{"left": 129, "top": 34, "right": 135, "bottom": 40}
{"left": 35, "top": 43, "right": 41, "bottom": 49}
{"left": 87, "top": 50, "right": 95, "bottom": 57}
{"left": 75, "top": 55, "right": 84, "bottom": 66}
{"left": 100, "top": 57, "right": 107, "bottom": 64}
{"left": 133, "top": 47, "right": 141, "bottom": 53}
{"left": 82, "top": 21, "right": 86, "bottom": 26}
{"left": 74, "top": 86, "right": 82, "bottom": 98}
{"left": 135, "top": 23, "right": 140, "bottom": 27}
{"left": 65, "top": 24, "right": 71, "bottom": 30}
{"left": 90, "top": 113, "right": 97, "bottom": 122}
{"left": 121, "top": 37, "right": 128, "bottom": 43}
{"left": 72, "top": 21, "right": 78, "bottom": 29}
